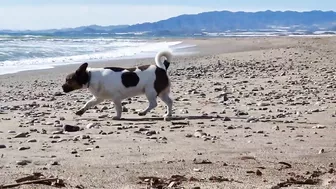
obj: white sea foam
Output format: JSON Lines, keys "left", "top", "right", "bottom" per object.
{"left": 0, "top": 37, "right": 195, "bottom": 75}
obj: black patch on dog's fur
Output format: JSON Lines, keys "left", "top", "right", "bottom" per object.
{"left": 163, "top": 60, "right": 170, "bottom": 70}
{"left": 76, "top": 71, "right": 90, "bottom": 85}
{"left": 76, "top": 63, "right": 90, "bottom": 85}
{"left": 121, "top": 72, "right": 140, "bottom": 88}
{"left": 137, "top": 65, "right": 151, "bottom": 71}
{"left": 154, "top": 66, "right": 169, "bottom": 96}
{"left": 127, "top": 65, "right": 150, "bottom": 72}
{"left": 104, "top": 67, "right": 125, "bottom": 72}
{"left": 104, "top": 65, "right": 150, "bottom": 72}
{"left": 62, "top": 63, "right": 90, "bottom": 93}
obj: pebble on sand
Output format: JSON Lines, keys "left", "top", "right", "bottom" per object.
{"left": 63, "top": 124, "right": 80, "bottom": 132}
{"left": 16, "top": 160, "right": 32, "bottom": 165}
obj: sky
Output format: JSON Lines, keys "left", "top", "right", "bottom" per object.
{"left": 0, "top": 0, "right": 335, "bottom": 30}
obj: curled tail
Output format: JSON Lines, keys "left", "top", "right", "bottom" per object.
{"left": 155, "top": 50, "right": 173, "bottom": 70}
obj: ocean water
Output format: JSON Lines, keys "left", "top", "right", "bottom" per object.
{"left": 0, "top": 35, "right": 195, "bottom": 75}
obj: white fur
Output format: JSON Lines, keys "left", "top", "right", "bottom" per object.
{"left": 76, "top": 50, "right": 173, "bottom": 120}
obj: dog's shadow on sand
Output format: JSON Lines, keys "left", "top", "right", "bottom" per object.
{"left": 76, "top": 115, "right": 248, "bottom": 122}
{"left": 115, "top": 115, "right": 245, "bottom": 122}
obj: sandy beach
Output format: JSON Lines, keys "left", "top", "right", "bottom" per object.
{"left": 1, "top": 36, "right": 336, "bottom": 189}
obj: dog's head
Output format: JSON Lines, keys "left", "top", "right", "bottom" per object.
{"left": 62, "top": 63, "right": 90, "bottom": 93}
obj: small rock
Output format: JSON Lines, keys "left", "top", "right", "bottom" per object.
{"left": 73, "top": 135, "right": 81, "bottom": 141}
{"left": 0, "top": 144, "right": 6, "bottom": 149}
{"left": 223, "top": 117, "right": 231, "bottom": 121}
{"left": 145, "top": 131, "right": 156, "bottom": 136}
{"left": 63, "top": 125, "right": 80, "bottom": 132}
{"left": 45, "top": 122, "right": 54, "bottom": 126}
{"left": 101, "top": 106, "right": 108, "bottom": 111}
{"left": 139, "top": 128, "right": 149, "bottom": 132}
{"left": 27, "top": 139, "right": 37, "bottom": 143}
{"left": 170, "top": 126, "right": 183, "bottom": 129}
{"left": 194, "top": 130, "right": 206, "bottom": 138}
{"left": 51, "top": 135, "right": 60, "bottom": 139}
{"left": 168, "top": 181, "right": 177, "bottom": 188}
{"left": 122, "top": 106, "right": 128, "bottom": 112}
{"left": 98, "top": 114, "right": 108, "bottom": 118}
{"left": 319, "top": 149, "right": 325, "bottom": 154}
{"left": 57, "top": 139, "right": 67, "bottom": 143}
{"left": 54, "top": 92, "right": 64, "bottom": 96}
{"left": 312, "top": 125, "right": 326, "bottom": 129}
{"left": 273, "top": 126, "right": 280, "bottom": 130}
{"left": 14, "top": 132, "right": 29, "bottom": 138}
{"left": 185, "top": 134, "right": 193, "bottom": 138}
{"left": 256, "top": 169, "right": 262, "bottom": 176}
{"left": 16, "top": 160, "right": 32, "bottom": 166}
{"left": 236, "top": 111, "right": 248, "bottom": 116}
{"left": 50, "top": 161, "right": 59, "bottom": 166}
{"left": 257, "top": 102, "right": 270, "bottom": 107}
{"left": 18, "top": 146, "right": 30, "bottom": 151}
{"left": 227, "top": 126, "right": 235, "bottom": 130}
{"left": 193, "top": 168, "right": 202, "bottom": 172}
{"left": 85, "top": 148, "right": 93, "bottom": 151}
{"left": 86, "top": 123, "right": 97, "bottom": 129}
{"left": 180, "top": 109, "right": 189, "bottom": 114}
{"left": 52, "top": 130, "right": 63, "bottom": 135}
{"left": 81, "top": 135, "right": 90, "bottom": 139}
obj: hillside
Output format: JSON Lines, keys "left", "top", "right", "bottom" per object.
{"left": 115, "top": 10, "right": 336, "bottom": 32}
{"left": 1, "top": 10, "right": 335, "bottom": 36}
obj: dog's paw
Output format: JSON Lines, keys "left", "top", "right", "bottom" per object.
{"left": 163, "top": 113, "right": 172, "bottom": 118}
{"left": 163, "top": 114, "right": 172, "bottom": 121}
{"left": 75, "top": 109, "right": 85, "bottom": 116}
{"left": 112, "top": 116, "right": 121, "bottom": 120}
{"left": 138, "top": 111, "right": 147, "bottom": 116}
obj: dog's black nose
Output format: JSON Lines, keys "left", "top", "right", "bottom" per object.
{"left": 62, "top": 85, "right": 71, "bottom": 93}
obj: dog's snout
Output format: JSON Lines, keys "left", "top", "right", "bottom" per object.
{"left": 62, "top": 84, "right": 72, "bottom": 93}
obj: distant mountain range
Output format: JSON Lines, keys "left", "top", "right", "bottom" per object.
{"left": 0, "top": 25, "right": 129, "bottom": 35}
{"left": 1, "top": 10, "right": 336, "bottom": 36}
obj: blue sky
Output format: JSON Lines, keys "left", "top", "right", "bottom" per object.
{"left": 1, "top": 0, "right": 335, "bottom": 30}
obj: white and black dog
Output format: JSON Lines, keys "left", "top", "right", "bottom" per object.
{"left": 62, "top": 50, "right": 173, "bottom": 120}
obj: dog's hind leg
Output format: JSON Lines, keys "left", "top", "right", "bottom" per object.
{"left": 76, "top": 97, "right": 103, "bottom": 116}
{"left": 112, "top": 100, "right": 122, "bottom": 120}
{"left": 138, "top": 89, "right": 158, "bottom": 116}
{"left": 159, "top": 93, "right": 173, "bottom": 118}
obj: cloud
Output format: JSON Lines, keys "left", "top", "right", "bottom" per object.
{"left": 0, "top": 4, "right": 214, "bottom": 30}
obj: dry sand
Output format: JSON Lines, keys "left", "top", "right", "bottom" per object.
{"left": 0, "top": 36, "right": 336, "bottom": 189}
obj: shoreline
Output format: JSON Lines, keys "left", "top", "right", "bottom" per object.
{"left": 1, "top": 35, "right": 333, "bottom": 77}
{"left": 0, "top": 38, "right": 196, "bottom": 76}
{"left": 0, "top": 47, "right": 198, "bottom": 78}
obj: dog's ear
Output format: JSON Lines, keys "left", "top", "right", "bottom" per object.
{"left": 76, "top": 63, "right": 88, "bottom": 74}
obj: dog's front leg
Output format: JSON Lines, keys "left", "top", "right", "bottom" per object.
{"left": 112, "top": 100, "right": 122, "bottom": 120}
{"left": 76, "top": 97, "right": 103, "bottom": 116}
